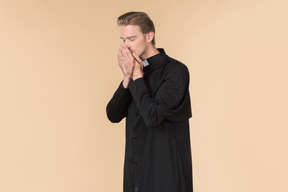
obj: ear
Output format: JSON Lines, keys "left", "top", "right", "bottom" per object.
{"left": 145, "top": 31, "right": 154, "bottom": 43}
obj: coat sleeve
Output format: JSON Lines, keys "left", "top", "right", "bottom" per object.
{"left": 106, "top": 82, "right": 132, "bottom": 123}
{"left": 128, "top": 64, "right": 192, "bottom": 127}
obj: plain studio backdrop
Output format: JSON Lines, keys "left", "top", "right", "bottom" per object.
{"left": 0, "top": 0, "right": 287, "bottom": 192}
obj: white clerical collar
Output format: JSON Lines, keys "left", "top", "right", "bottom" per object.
{"left": 142, "top": 60, "right": 149, "bottom": 67}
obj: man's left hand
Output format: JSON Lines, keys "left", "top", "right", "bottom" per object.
{"left": 132, "top": 52, "right": 143, "bottom": 80}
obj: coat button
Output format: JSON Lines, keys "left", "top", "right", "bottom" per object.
{"left": 134, "top": 186, "right": 139, "bottom": 192}
{"left": 133, "top": 160, "right": 138, "bottom": 165}
{"left": 132, "top": 136, "right": 137, "bottom": 142}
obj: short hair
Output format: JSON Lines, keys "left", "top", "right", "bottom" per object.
{"left": 117, "top": 12, "right": 156, "bottom": 45}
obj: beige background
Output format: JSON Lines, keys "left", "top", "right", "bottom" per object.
{"left": 0, "top": 0, "right": 287, "bottom": 192}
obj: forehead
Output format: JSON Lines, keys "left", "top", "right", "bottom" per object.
{"left": 120, "top": 25, "right": 142, "bottom": 38}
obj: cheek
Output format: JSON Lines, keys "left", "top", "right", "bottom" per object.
{"left": 135, "top": 40, "right": 146, "bottom": 50}
{"left": 132, "top": 39, "right": 146, "bottom": 54}
{"left": 130, "top": 41, "right": 139, "bottom": 51}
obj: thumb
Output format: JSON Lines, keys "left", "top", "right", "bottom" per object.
{"left": 132, "top": 53, "right": 142, "bottom": 64}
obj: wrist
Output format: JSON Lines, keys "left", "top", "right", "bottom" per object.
{"left": 122, "top": 76, "right": 132, "bottom": 89}
{"left": 132, "top": 70, "right": 143, "bottom": 81}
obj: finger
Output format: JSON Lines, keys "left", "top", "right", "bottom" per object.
{"left": 122, "top": 45, "right": 133, "bottom": 60}
{"left": 119, "top": 47, "right": 125, "bottom": 60}
{"left": 118, "top": 51, "right": 124, "bottom": 62}
{"left": 132, "top": 53, "right": 142, "bottom": 64}
{"left": 119, "top": 46, "right": 128, "bottom": 61}
{"left": 119, "top": 44, "right": 124, "bottom": 53}
{"left": 121, "top": 47, "right": 129, "bottom": 60}
{"left": 121, "top": 63, "right": 127, "bottom": 74}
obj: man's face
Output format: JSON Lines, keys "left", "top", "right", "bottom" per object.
{"left": 120, "top": 25, "right": 148, "bottom": 58}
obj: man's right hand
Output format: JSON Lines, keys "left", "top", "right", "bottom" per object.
{"left": 118, "top": 44, "right": 135, "bottom": 88}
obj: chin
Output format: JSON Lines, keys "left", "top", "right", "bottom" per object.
{"left": 133, "top": 51, "right": 140, "bottom": 56}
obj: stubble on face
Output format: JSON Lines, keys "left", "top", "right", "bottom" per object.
{"left": 120, "top": 25, "right": 148, "bottom": 59}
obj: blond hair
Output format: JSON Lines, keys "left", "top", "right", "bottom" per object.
{"left": 117, "top": 12, "right": 156, "bottom": 45}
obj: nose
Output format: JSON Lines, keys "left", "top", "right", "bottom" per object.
{"left": 125, "top": 41, "right": 131, "bottom": 48}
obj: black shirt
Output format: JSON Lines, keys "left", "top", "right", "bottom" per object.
{"left": 107, "top": 49, "right": 193, "bottom": 192}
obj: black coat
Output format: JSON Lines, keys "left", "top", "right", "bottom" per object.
{"left": 107, "top": 49, "right": 193, "bottom": 192}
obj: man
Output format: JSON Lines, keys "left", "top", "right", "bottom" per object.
{"left": 106, "top": 12, "right": 193, "bottom": 192}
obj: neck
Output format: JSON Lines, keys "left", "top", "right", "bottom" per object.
{"left": 140, "top": 45, "right": 160, "bottom": 60}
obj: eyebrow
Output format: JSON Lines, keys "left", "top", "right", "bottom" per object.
{"left": 120, "top": 36, "right": 137, "bottom": 40}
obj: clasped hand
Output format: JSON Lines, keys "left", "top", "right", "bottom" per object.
{"left": 118, "top": 45, "right": 143, "bottom": 82}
